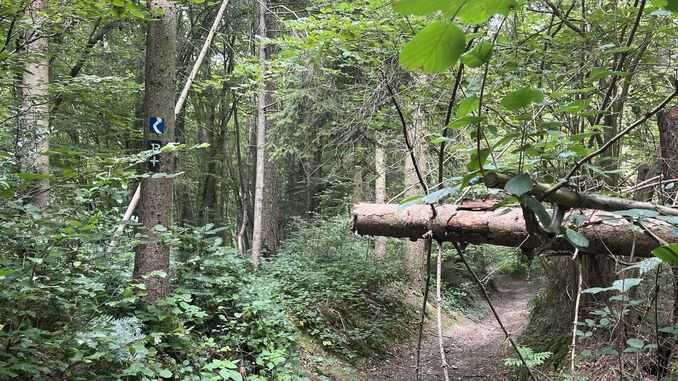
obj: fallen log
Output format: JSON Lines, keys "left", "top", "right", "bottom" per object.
{"left": 483, "top": 172, "right": 678, "bottom": 216}
{"left": 352, "top": 203, "right": 678, "bottom": 257}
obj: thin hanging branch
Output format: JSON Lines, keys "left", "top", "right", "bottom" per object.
{"left": 436, "top": 241, "right": 451, "bottom": 381}
{"left": 452, "top": 242, "right": 538, "bottom": 381}
{"left": 570, "top": 255, "right": 583, "bottom": 378}
{"left": 382, "top": 70, "right": 438, "bottom": 381}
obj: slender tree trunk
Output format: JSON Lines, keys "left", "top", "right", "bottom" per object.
{"left": 404, "top": 104, "right": 428, "bottom": 290}
{"left": 134, "top": 0, "right": 177, "bottom": 304}
{"left": 352, "top": 162, "right": 364, "bottom": 203}
{"left": 251, "top": 0, "right": 280, "bottom": 266}
{"left": 657, "top": 105, "right": 678, "bottom": 377}
{"left": 374, "top": 144, "right": 387, "bottom": 259}
{"left": 20, "top": 0, "right": 49, "bottom": 208}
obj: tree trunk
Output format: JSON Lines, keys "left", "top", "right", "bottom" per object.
{"left": 134, "top": 0, "right": 177, "bottom": 304}
{"left": 404, "top": 105, "right": 428, "bottom": 290}
{"left": 657, "top": 105, "right": 678, "bottom": 377}
{"left": 251, "top": 0, "right": 280, "bottom": 266}
{"left": 374, "top": 144, "right": 387, "bottom": 259}
{"left": 19, "top": 0, "right": 49, "bottom": 208}
{"left": 352, "top": 203, "right": 677, "bottom": 257}
{"left": 352, "top": 163, "right": 364, "bottom": 203}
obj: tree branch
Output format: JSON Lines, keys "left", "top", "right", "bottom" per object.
{"left": 542, "top": 84, "right": 678, "bottom": 197}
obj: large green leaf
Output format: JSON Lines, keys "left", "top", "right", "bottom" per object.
{"left": 393, "top": 0, "right": 454, "bottom": 15}
{"left": 501, "top": 87, "right": 544, "bottom": 111}
{"left": 394, "top": 0, "right": 517, "bottom": 21}
{"left": 400, "top": 21, "right": 466, "bottom": 73}
{"left": 653, "top": 0, "right": 678, "bottom": 13}
{"left": 523, "top": 196, "right": 552, "bottom": 228}
{"left": 456, "top": 96, "right": 480, "bottom": 117}
{"left": 449, "top": 115, "right": 484, "bottom": 129}
{"left": 565, "top": 228, "right": 589, "bottom": 249}
{"left": 455, "top": 0, "right": 518, "bottom": 24}
{"left": 462, "top": 41, "right": 493, "bottom": 67}
{"left": 467, "top": 148, "right": 491, "bottom": 171}
{"left": 652, "top": 244, "right": 678, "bottom": 265}
{"left": 505, "top": 173, "right": 535, "bottom": 196}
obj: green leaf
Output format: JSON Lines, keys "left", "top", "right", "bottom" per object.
{"left": 653, "top": 0, "right": 678, "bottom": 13}
{"left": 504, "top": 174, "right": 535, "bottom": 196}
{"left": 611, "top": 278, "right": 642, "bottom": 293}
{"left": 400, "top": 21, "right": 466, "bottom": 74}
{"left": 449, "top": 115, "right": 484, "bottom": 129}
{"left": 626, "top": 338, "right": 645, "bottom": 349}
{"left": 590, "top": 67, "right": 613, "bottom": 81}
{"left": 501, "top": 87, "right": 544, "bottom": 111}
{"left": 523, "top": 196, "right": 553, "bottom": 228}
{"left": 565, "top": 228, "right": 589, "bottom": 249}
{"left": 455, "top": 0, "right": 518, "bottom": 24}
{"left": 423, "top": 187, "right": 456, "bottom": 204}
{"left": 456, "top": 96, "right": 480, "bottom": 117}
{"left": 652, "top": 244, "right": 678, "bottom": 265}
{"left": 399, "top": 194, "right": 424, "bottom": 209}
{"left": 467, "top": 148, "right": 490, "bottom": 171}
{"left": 558, "top": 100, "right": 589, "bottom": 114}
{"left": 623, "top": 257, "right": 662, "bottom": 275}
{"left": 462, "top": 41, "right": 493, "bottom": 67}
{"left": 393, "top": 0, "right": 453, "bottom": 15}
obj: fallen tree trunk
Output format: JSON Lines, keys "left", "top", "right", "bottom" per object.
{"left": 483, "top": 172, "right": 678, "bottom": 216}
{"left": 352, "top": 203, "right": 678, "bottom": 257}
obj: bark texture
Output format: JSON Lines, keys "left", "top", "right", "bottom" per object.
{"left": 134, "top": 0, "right": 177, "bottom": 304}
{"left": 19, "top": 0, "right": 49, "bottom": 208}
{"left": 374, "top": 145, "right": 387, "bottom": 259}
{"left": 251, "top": 0, "right": 280, "bottom": 266}
{"left": 352, "top": 203, "right": 677, "bottom": 257}
{"left": 404, "top": 105, "right": 428, "bottom": 290}
{"left": 657, "top": 105, "right": 678, "bottom": 377}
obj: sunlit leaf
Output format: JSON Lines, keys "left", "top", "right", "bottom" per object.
{"left": 501, "top": 87, "right": 543, "bottom": 111}
{"left": 456, "top": 96, "right": 480, "bottom": 117}
{"left": 400, "top": 21, "right": 466, "bottom": 73}
{"left": 462, "top": 41, "right": 493, "bottom": 67}
{"left": 652, "top": 244, "right": 678, "bottom": 265}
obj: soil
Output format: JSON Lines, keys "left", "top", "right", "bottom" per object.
{"left": 360, "top": 275, "right": 535, "bottom": 381}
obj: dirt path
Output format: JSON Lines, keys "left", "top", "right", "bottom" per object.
{"left": 361, "top": 275, "right": 535, "bottom": 381}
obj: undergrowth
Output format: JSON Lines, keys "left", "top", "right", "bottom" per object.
{"left": 266, "top": 216, "right": 417, "bottom": 361}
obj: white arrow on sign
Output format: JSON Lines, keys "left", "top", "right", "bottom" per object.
{"left": 151, "top": 117, "right": 164, "bottom": 135}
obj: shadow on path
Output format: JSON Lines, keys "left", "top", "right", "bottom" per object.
{"left": 362, "top": 275, "right": 535, "bottom": 381}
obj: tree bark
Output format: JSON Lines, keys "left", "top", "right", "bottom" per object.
{"left": 352, "top": 163, "right": 364, "bottom": 203}
{"left": 19, "top": 0, "right": 49, "bottom": 208}
{"left": 374, "top": 144, "right": 387, "bottom": 259}
{"left": 134, "top": 0, "right": 177, "bottom": 304}
{"left": 251, "top": 0, "right": 280, "bottom": 266}
{"left": 352, "top": 203, "right": 677, "bottom": 257}
{"left": 657, "top": 105, "right": 678, "bottom": 377}
{"left": 404, "top": 105, "right": 428, "bottom": 290}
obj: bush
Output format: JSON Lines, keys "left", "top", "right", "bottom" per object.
{"left": 266, "top": 216, "right": 416, "bottom": 360}
{"left": 0, "top": 197, "right": 304, "bottom": 380}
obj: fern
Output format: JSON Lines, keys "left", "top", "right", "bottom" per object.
{"left": 503, "top": 346, "right": 552, "bottom": 368}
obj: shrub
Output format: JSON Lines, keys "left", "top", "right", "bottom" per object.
{"left": 266, "top": 216, "right": 416, "bottom": 360}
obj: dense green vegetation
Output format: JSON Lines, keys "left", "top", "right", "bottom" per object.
{"left": 1, "top": 0, "right": 678, "bottom": 379}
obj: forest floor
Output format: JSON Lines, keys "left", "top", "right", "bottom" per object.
{"left": 360, "top": 275, "right": 535, "bottom": 381}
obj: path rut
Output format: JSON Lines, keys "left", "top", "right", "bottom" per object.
{"left": 361, "top": 275, "right": 535, "bottom": 381}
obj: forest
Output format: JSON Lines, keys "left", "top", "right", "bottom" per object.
{"left": 1, "top": 0, "right": 678, "bottom": 380}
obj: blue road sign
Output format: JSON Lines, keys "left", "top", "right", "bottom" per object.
{"left": 149, "top": 116, "right": 165, "bottom": 135}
